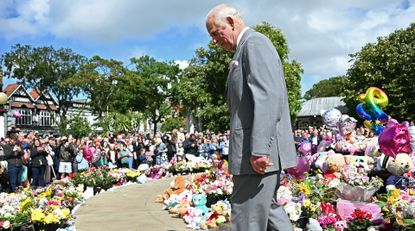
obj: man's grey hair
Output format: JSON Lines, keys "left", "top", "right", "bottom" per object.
{"left": 206, "top": 4, "right": 243, "bottom": 25}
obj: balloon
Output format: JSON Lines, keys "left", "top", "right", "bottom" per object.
{"left": 287, "top": 156, "right": 310, "bottom": 179}
{"left": 13, "top": 110, "right": 22, "bottom": 118}
{"left": 92, "top": 150, "right": 102, "bottom": 163}
{"left": 357, "top": 87, "right": 389, "bottom": 122}
{"left": 339, "top": 115, "right": 357, "bottom": 136}
{"left": 298, "top": 141, "right": 312, "bottom": 155}
{"left": 409, "top": 125, "right": 415, "bottom": 153}
{"left": 378, "top": 119, "right": 412, "bottom": 158}
{"left": 321, "top": 108, "right": 342, "bottom": 129}
{"left": 0, "top": 92, "right": 8, "bottom": 105}
{"left": 364, "top": 120, "right": 384, "bottom": 135}
{"left": 356, "top": 87, "right": 389, "bottom": 135}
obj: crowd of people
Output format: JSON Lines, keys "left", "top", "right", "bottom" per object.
{"left": 0, "top": 127, "right": 230, "bottom": 193}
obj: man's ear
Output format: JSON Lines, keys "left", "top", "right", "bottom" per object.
{"left": 226, "top": 16, "right": 234, "bottom": 29}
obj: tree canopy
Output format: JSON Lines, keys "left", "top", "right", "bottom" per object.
{"left": 344, "top": 23, "right": 415, "bottom": 121}
{"left": 1, "top": 44, "right": 86, "bottom": 119}
{"left": 303, "top": 76, "right": 348, "bottom": 100}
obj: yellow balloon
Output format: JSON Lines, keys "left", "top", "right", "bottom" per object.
{"left": 0, "top": 92, "right": 8, "bottom": 105}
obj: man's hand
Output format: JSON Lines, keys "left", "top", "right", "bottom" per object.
{"left": 250, "top": 155, "right": 273, "bottom": 174}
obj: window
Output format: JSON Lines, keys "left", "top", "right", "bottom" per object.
{"left": 15, "top": 109, "right": 32, "bottom": 125}
{"left": 39, "top": 110, "right": 52, "bottom": 126}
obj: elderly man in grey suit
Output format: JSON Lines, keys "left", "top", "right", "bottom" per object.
{"left": 206, "top": 4, "right": 297, "bottom": 231}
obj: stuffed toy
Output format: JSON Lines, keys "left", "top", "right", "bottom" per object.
{"left": 345, "top": 155, "right": 374, "bottom": 173}
{"left": 201, "top": 200, "right": 231, "bottom": 230}
{"left": 386, "top": 153, "right": 414, "bottom": 176}
{"left": 310, "top": 150, "right": 336, "bottom": 173}
{"left": 192, "top": 194, "right": 209, "bottom": 216}
{"left": 155, "top": 176, "right": 186, "bottom": 202}
{"left": 384, "top": 153, "right": 415, "bottom": 190}
{"left": 325, "top": 153, "right": 347, "bottom": 178}
{"left": 168, "top": 190, "right": 193, "bottom": 217}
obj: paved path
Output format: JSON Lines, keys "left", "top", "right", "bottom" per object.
{"left": 74, "top": 177, "right": 189, "bottom": 231}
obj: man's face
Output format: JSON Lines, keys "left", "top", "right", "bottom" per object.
{"left": 206, "top": 17, "right": 235, "bottom": 52}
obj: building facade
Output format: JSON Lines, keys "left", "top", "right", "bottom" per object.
{"left": 3, "top": 83, "right": 97, "bottom": 135}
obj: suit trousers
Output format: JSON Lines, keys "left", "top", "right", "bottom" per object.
{"left": 231, "top": 172, "right": 292, "bottom": 231}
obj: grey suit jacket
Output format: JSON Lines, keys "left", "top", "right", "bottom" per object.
{"left": 226, "top": 28, "right": 297, "bottom": 175}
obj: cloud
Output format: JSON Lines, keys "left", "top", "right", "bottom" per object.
{"left": 1, "top": 0, "right": 414, "bottom": 93}
{"left": 175, "top": 60, "right": 189, "bottom": 69}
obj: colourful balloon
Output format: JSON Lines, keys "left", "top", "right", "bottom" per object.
{"left": 378, "top": 119, "right": 412, "bottom": 158}
{"left": 13, "top": 110, "right": 22, "bottom": 118}
{"left": 321, "top": 108, "right": 342, "bottom": 129}
{"left": 408, "top": 125, "right": 415, "bottom": 153}
{"left": 339, "top": 115, "right": 357, "bottom": 136}
{"left": 363, "top": 120, "right": 384, "bottom": 135}
{"left": 356, "top": 87, "right": 389, "bottom": 135}
{"left": 287, "top": 156, "right": 310, "bottom": 179}
{"left": 298, "top": 141, "right": 312, "bottom": 155}
{"left": 92, "top": 150, "right": 102, "bottom": 163}
{"left": 357, "top": 87, "right": 389, "bottom": 121}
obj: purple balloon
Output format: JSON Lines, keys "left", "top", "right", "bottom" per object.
{"left": 378, "top": 119, "right": 412, "bottom": 158}
{"left": 287, "top": 156, "right": 310, "bottom": 179}
{"left": 298, "top": 141, "right": 312, "bottom": 155}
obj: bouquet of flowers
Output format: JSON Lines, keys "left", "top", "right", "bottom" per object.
{"left": 377, "top": 188, "right": 415, "bottom": 229}
{"left": 336, "top": 165, "right": 383, "bottom": 202}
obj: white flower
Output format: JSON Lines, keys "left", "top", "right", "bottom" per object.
{"left": 328, "top": 178, "right": 341, "bottom": 188}
{"left": 3, "top": 220, "right": 11, "bottom": 229}
{"left": 284, "top": 202, "right": 302, "bottom": 221}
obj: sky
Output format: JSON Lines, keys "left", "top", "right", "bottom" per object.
{"left": 0, "top": 0, "right": 414, "bottom": 95}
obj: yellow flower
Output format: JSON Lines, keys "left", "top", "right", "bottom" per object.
{"left": 391, "top": 189, "right": 401, "bottom": 198}
{"left": 20, "top": 198, "right": 32, "bottom": 212}
{"left": 44, "top": 213, "right": 59, "bottom": 224}
{"left": 62, "top": 208, "right": 71, "bottom": 219}
{"left": 31, "top": 208, "right": 45, "bottom": 222}
{"left": 387, "top": 196, "right": 397, "bottom": 204}
{"left": 299, "top": 184, "right": 311, "bottom": 196}
{"left": 408, "top": 189, "right": 415, "bottom": 196}
{"left": 303, "top": 199, "right": 312, "bottom": 207}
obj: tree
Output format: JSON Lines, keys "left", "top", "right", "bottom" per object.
{"left": 130, "top": 55, "right": 180, "bottom": 135}
{"left": 75, "top": 56, "right": 131, "bottom": 118}
{"left": 303, "top": 76, "right": 348, "bottom": 100}
{"left": 1, "top": 44, "right": 86, "bottom": 120}
{"left": 185, "top": 43, "right": 232, "bottom": 131}
{"left": 96, "top": 111, "right": 142, "bottom": 135}
{"left": 66, "top": 114, "right": 92, "bottom": 138}
{"left": 161, "top": 117, "right": 186, "bottom": 133}
{"left": 344, "top": 23, "right": 415, "bottom": 121}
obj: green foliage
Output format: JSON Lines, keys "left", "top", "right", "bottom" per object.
{"left": 345, "top": 23, "right": 415, "bottom": 121}
{"left": 74, "top": 56, "right": 131, "bottom": 118}
{"left": 161, "top": 116, "right": 186, "bottom": 132}
{"left": 303, "top": 76, "right": 348, "bottom": 100}
{"left": 1, "top": 44, "right": 86, "bottom": 119}
{"left": 130, "top": 55, "right": 180, "bottom": 134}
{"left": 96, "top": 111, "right": 142, "bottom": 135}
{"left": 67, "top": 114, "right": 92, "bottom": 138}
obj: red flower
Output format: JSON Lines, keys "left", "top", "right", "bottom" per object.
{"left": 321, "top": 202, "right": 335, "bottom": 215}
{"left": 69, "top": 173, "right": 76, "bottom": 178}
{"left": 351, "top": 209, "right": 372, "bottom": 221}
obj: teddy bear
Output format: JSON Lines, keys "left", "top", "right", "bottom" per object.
{"left": 384, "top": 153, "right": 415, "bottom": 190}
{"left": 325, "top": 153, "right": 347, "bottom": 178}
{"left": 168, "top": 190, "right": 193, "bottom": 217}
{"left": 200, "top": 200, "right": 231, "bottom": 230}
{"left": 155, "top": 176, "right": 186, "bottom": 202}
{"left": 192, "top": 194, "right": 209, "bottom": 216}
